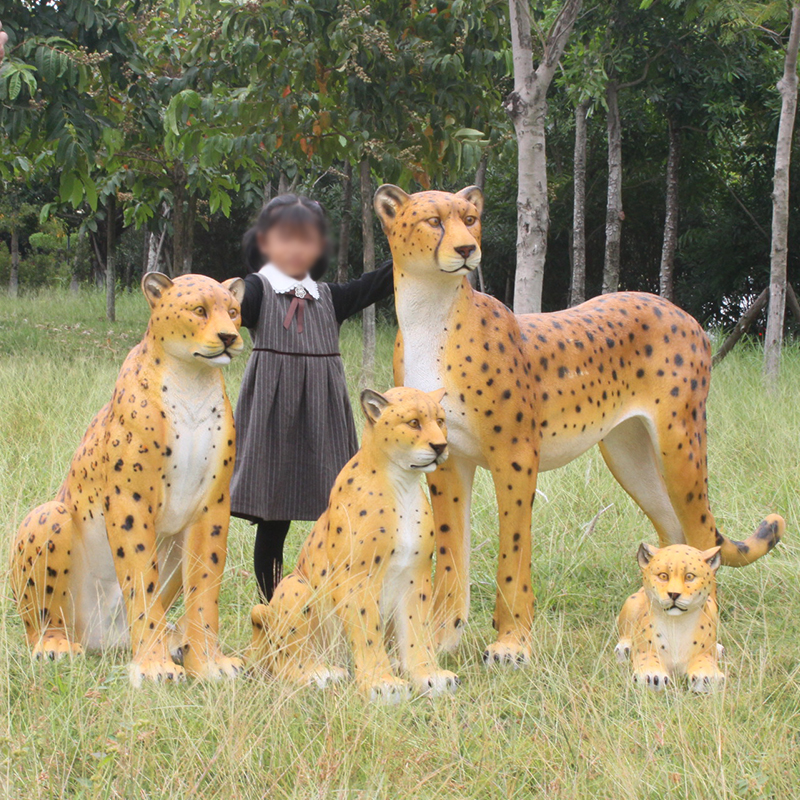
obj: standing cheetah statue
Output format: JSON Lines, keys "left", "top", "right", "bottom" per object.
{"left": 11, "top": 273, "right": 246, "bottom": 686}
{"left": 250, "top": 387, "right": 459, "bottom": 702}
{"left": 374, "top": 184, "right": 785, "bottom": 666}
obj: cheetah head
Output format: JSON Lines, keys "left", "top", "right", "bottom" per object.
{"left": 142, "top": 272, "right": 246, "bottom": 367}
{"left": 638, "top": 543, "right": 720, "bottom": 616}
{"left": 373, "top": 186, "right": 483, "bottom": 278}
{"left": 360, "top": 386, "right": 448, "bottom": 473}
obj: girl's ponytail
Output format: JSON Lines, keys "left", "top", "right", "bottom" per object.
{"left": 242, "top": 224, "right": 263, "bottom": 274}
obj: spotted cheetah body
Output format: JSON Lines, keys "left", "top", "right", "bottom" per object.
{"left": 374, "top": 184, "right": 785, "bottom": 666}
{"left": 11, "top": 273, "right": 247, "bottom": 685}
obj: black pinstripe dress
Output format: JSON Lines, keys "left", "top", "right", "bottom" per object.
{"left": 230, "top": 265, "right": 393, "bottom": 522}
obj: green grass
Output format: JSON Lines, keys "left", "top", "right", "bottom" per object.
{"left": 0, "top": 288, "right": 799, "bottom": 799}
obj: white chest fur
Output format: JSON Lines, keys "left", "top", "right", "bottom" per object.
{"left": 157, "top": 371, "right": 227, "bottom": 535}
{"left": 397, "top": 280, "right": 484, "bottom": 464}
{"left": 653, "top": 608, "right": 702, "bottom": 675}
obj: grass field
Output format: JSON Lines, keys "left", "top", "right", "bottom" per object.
{"left": 0, "top": 288, "right": 798, "bottom": 800}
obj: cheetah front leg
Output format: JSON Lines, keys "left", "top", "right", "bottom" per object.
{"left": 631, "top": 646, "right": 671, "bottom": 690}
{"left": 483, "top": 453, "right": 537, "bottom": 667}
{"left": 427, "top": 457, "right": 475, "bottom": 654}
{"left": 396, "top": 568, "right": 459, "bottom": 697}
{"left": 105, "top": 494, "right": 182, "bottom": 686}
{"left": 180, "top": 500, "right": 243, "bottom": 681}
{"left": 10, "top": 502, "right": 83, "bottom": 660}
{"left": 335, "top": 583, "right": 411, "bottom": 703}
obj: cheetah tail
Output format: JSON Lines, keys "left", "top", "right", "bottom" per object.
{"left": 717, "top": 514, "right": 785, "bottom": 567}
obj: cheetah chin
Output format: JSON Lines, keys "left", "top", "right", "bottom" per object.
{"left": 10, "top": 272, "right": 246, "bottom": 686}
{"left": 374, "top": 183, "right": 785, "bottom": 666}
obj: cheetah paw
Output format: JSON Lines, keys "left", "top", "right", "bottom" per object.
{"left": 632, "top": 668, "right": 671, "bottom": 691}
{"left": 614, "top": 640, "right": 632, "bottom": 663}
{"left": 306, "top": 665, "right": 349, "bottom": 689}
{"left": 33, "top": 636, "right": 84, "bottom": 661}
{"left": 689, "top": 670, "right": 725, "bottom": 694}
{"left": 365, "top": 675, "right": 413, "bottom": 705}
{"left": 482, "top": 640, "right": 531, "bottom": 668}
{"left": 189, "top": 654, "right": 244, "bottom": 681}
{"left": 129, "top": 659, "right": 186, "bottom": 688}
{"left": 412, "top": 670, "right": 460, "bottom": 698}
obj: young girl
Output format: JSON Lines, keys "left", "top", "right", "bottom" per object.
{"left": 231, "top": 194, "right": 394, "bottom": 601}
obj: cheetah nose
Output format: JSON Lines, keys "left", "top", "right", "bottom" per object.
{"left": 430, "top": 443, "right": 447, "bottom": 456}
{"left": 668, "top": 592, "right": 681, "bottom": 602}
{"left": 454, "top": 245, "right": 476, "bottom": 260}
{"left": 218, "top": 332, "right": 237, "bottom": 348}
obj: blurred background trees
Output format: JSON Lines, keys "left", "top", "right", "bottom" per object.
{"left": 2, "top": 0, "right": 800, "bottom": 372}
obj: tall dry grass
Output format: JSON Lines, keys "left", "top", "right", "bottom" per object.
{"left": 0, "top": 289, "right": 797, "bottom": 799}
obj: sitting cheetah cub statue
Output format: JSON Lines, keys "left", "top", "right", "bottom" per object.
{"left": 616, "top": 543, "right": 725, "bottom": 692}
{"left": 250, "top": 387, "right": 459, "bottom": 702}
{"left": 11, "top": 273, "right": 246, "bottom": 686}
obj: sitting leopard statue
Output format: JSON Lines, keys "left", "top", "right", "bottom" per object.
{"left": 11, "top": 272, "right": 246, "bottom": 686}
{"left": 373, "top": 183, "right": 785, "bottom": 667}
{"left": 249, "top": 386, "right": 459, "bottom": 702}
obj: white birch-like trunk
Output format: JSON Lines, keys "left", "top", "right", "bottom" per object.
{"left": 506, "top": 0, "right": 581, "bottom": 313}
{"left": 570, "top": 100, "right": 589, "bottom": 306}
{"left": 602, "top": 80, "right": 623, "bottom": 294}
{"left": 360, "top": 158, "right": 376, "bottom": 385}
{"left": 659, "top": 118, "right": 681, "bottom": 302}
{"left": 764, "top": 4, "right": 800, "bottom": 387}
{"left": 106, "top": 193, "right": 116, "bottom": 323}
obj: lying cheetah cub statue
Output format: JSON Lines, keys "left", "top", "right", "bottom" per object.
{"left": 616, "top": 543, "right": 725, "bottom": 692}
{"left": 11, "top": 273, "right": 245, "bottom": 686}
{"left": 250, "top": 387, "right": 459, "bottom": 702}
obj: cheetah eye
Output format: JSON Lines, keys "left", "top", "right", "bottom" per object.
{"left": 407, "top": 419, "right": 421, "bottom": 429}
{"left": 228, "top": 308, "right": 239, "bottom": 319}
{"left": 657, "top": 572, "right": 669, "bottom": 582}
{"left": 427, "top": 217, "right": 441, "bottom": 228}
{"left": 685, "top": 573, "right": 695, "bottom": 581}
{"left": 194, "top": 306, "right": 207, "bottom": 318}
{"left": 464, "top": 215, "right": 477, "bottom": 226}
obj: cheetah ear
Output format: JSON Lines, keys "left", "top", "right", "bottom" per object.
{"left": 361, "top": 389, "right": 391, "bottom": 424}
{"left": 637, "top": 542, "right": 658, "bottom": 569}
{"left": 374, "top": 184, "right": 410, "bottom": 229}
{"left": 222, "top": 277, "right": 246, "bottom": 305}
{"left": 701, "top": 546, "right": 722, "bottom": 573}
{"left": 456, "top": 185, "right": 484, "bottom": 218}
{"left": 429, "top": 388, "right": 446, "bottom": 404}
{"left": 142, "top": 272, "right": 173, "bottom": 308}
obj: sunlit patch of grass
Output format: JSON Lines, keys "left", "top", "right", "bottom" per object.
{"left": 0, "top": 290, "right": 798, "bottom": 798}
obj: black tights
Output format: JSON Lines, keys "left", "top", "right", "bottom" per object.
{"left": 253, "top": 520, "right": 291, "bottom": 602}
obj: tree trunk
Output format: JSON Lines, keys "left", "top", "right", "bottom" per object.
{"left": 9, "top": 226, "right": 19, "bottom": 297}
{"left": 471, "top": 154, "right": 488, "bottom": 292}
{"left": 506, "top": 0, "right": 582, "bottom": 314}
{"left": 360, "top": 158, "right": 376, "bottom": 385}
{"left": 337, "top": 161, "right": 353, "bottom": 283}
{"left": 106, "top": 193, "right": 117, "bottom": 322}
{"left": 90, "top": 231, "right": 105, "bottom": 288}
{"left": 659, "top": 118, "right": 681, "bottom": 302}
{"left": 713, "top": 288, "right": 769, "bottom": 366}
{"left": 278, "top": 172, "right": 289, "bottom": 195}
{"left": 570, "top": 99, "right": 589, "bottom": 306}
{"left": 603, "top": 80, "right": 623, "bottom": 294}
{"left": 172, "top": 168, "right": 186, "bottom": 280}
{"left": 180, "top": 194, "right": 196, "bottom": 275}
{"left": 764, "top": 3, "right": 800, "bottom": 388}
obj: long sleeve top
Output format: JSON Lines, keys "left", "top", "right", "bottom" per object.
{"left": 240, "top": 260, "right": 394, "bottom": 329}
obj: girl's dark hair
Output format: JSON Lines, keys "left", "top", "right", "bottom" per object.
{"left": 242, "top": 194, "right": 330, "bottom": 280}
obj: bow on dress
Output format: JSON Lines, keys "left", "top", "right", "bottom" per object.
{"left": 283, "top": 286, "right": 312, "bottom": 333}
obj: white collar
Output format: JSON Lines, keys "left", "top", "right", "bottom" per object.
{"left": 259, "top": 263, "right": 320, "bottom": 300}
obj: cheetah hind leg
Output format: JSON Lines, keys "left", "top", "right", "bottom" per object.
{"left": 249, "top": 575, "right": 347, "bottom": 689}
{"left": 10, "top": 502, "right": 83, "bottom": 661}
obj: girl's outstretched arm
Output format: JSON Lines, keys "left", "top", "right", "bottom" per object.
{"left": 240, "top": 274, "right": 264, "bottom": 329}
{"left": 329, "top": 260, "right": 394, "bottom": 324}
